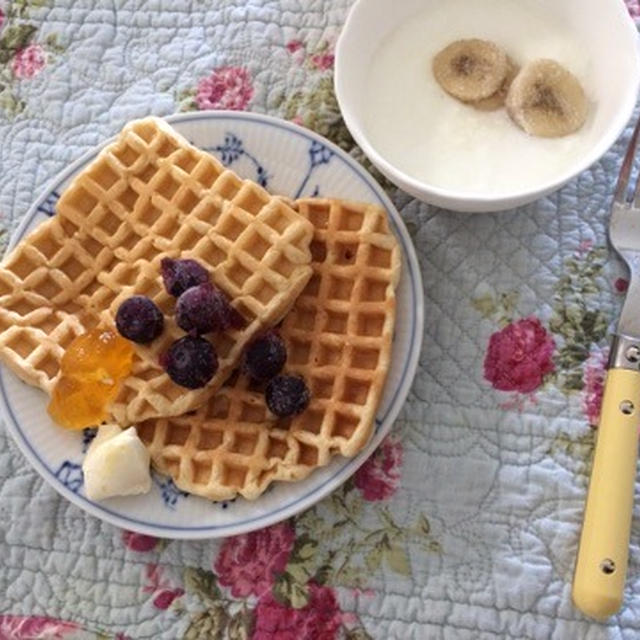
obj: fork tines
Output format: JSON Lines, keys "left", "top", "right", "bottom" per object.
{"left": 614, "top": 116, "right": 640, "bottom": 206}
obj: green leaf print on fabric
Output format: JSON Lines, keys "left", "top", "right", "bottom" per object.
{"left": 472, "top": 288, "right": 519, "bottom": 327}
{"left": 183, "top": 605, "right": 230, "bottom": 640}
{"left": 0, "top": 0, "right": 66, "bottom": 116}
{"left": 384, "top": 544, "right": 411, "bottom": 576}
{"left": 550, "top": 246, "right": 608, "bottom": 395}
{"left": 346, "top": 628, "right": 375, "bottom": 640}
{"left": 176, "top": 87, "right": 198, "bottom": 112}
{"left": 292, "top": 481, "right": 440, "bottom": 587}
{"left": 0, "top": 24, "right": 37, "bottom": 60}
{"left": 183, "top": 567, "right": 222, "bottom": 603}
{"left": 273, "top": 572, "right": 311, "bottom": 609}
{"left": 8, "top": 0, "right": 48, "bottom": 20}
{"left": 545, "top": 429, "right": 596, "bottom": 484}
{"left": 227, "top": 605, "right": 254, "bottom": 640}
{"left": 44, "top": 33, "right": 65, "bottom": 54}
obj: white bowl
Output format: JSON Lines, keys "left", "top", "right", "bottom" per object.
{"left": 335, "top": 0, "right": 640, "bottom": 212}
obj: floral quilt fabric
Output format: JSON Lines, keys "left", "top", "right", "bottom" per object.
{"left": 0, "top": 0, "right": 639, "bottom": 638}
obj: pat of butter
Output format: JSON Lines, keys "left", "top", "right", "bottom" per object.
{"left": 83, "top": 424, "right": 151, "bottom": 501}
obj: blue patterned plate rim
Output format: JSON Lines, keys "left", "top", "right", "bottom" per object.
{"left": 0, "top": 111, "right": 424, "bottom": 538}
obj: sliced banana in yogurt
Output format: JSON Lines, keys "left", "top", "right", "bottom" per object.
{"left": 432, "top": 38, "right": 508, "bottom": 102}
{"left": 506, "top": 58, "right": 588, "bottom": 137}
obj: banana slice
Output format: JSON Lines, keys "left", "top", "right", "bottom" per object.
{"left": 469, "top": 58, "right": 519, "bottom": 111}
{"left": 432, "top": 39, "right": 508, "bottom": 102}
{"left": 506, "top": 59, "right": 588, "bottom": 137}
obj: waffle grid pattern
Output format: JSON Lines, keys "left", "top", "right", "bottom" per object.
{"left": 0, "top": 117, "right": 313, "bottom": 424}
{"left": 139, "top": 198, "right": 401, "bottom": 499}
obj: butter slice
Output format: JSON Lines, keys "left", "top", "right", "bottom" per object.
{"left": 83, "top": 424, "right": 152, "bottom": 500}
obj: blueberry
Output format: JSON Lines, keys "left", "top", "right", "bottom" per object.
{"left": 115, "top": 296, "right": 164, "bottom": 344}
{"left": 224, "top": 303, "right": 247, "bottom": 331}
{"left": 175, "top": 283, "right": 218, "bottom": 335}
{"left": 164, "top": 336, "right": 218, "bottom": 389}
{"left": 265, "top": 374, "right": 310, "bottom": 417}
{"left": 161, "top": 257, "right": 210, "bottom": 297}
{"left": 176, "top": 283, "right": 245, "bottom": 335}
{"left": 243, "top": 331, "right": 287, "bottom": 382}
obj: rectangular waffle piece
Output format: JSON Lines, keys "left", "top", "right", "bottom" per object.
{"left": 0, "top": 117, "right": 314, "bottom": 424}
{"left": 138, "top": 198, "right": 401, "bottom": 500}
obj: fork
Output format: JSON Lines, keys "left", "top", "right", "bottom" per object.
{"left": 573, "top": 116, "right": 640, "bottom": 620}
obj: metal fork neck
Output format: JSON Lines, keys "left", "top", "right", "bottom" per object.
{"left": 609, "top": 334, "right": 640, "bottom": 371}
{"left": 615, "top": 266, "right": 640, "bottom": 338}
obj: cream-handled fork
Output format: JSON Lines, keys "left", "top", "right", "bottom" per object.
{"left": 573, "top": 117, "right": 640, "bottom": 620}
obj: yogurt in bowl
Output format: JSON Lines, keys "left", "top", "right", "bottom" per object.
{"left": 335, "top": 0, "right": 640, "bottom": 212}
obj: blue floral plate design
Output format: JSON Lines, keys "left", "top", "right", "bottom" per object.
{"left": 0, "top": 112, "right": 423, "bottom": 539}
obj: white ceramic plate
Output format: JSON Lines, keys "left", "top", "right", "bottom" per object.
{"left": 0, "top": 112, "right": 423, "bottom": 539}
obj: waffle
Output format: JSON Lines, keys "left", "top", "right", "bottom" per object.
{"left": 138, "top": 198, "right": 401, "bottom": 500}
{"left": 0, "top": 117, "right": 313, "bottom": 424}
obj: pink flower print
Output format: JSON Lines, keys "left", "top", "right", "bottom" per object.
{"left": 484, "top": 317, "right": 555, "bottom": 393}
{"left": 583, "top": 348, "right": 608, "bottom": 427}
{"left": 0, "top": 9, "right": 5, "bottom": 31}
{"left": 195, "top": 66, "right": 253, "bottom": 111}
{"left": 342, "top": 612, "right": 359, "bottom": 625}
{"left": 214, "top": 521, "right": 295, "bottom": 598}
{"left": 309, "top": 53, "right": 335, "bottom": 70}
{"left": 143, "top": 564, "right": 165, "bottom": 592}
{"left": 498, "top": 392, "right": 538, "bottom": 413}
{"left": 142, "top": 564, "right": 184, "bottom": 610}
{"left": 615, "top": 277, "right": 629, "bottom": 293}
{"left": 354, "top": 436, "right": 403, "bottom": 501}
{"left": 350, "top": 587, "right": 375, "bottom": 598}
{"left": 122, "top": 530, "right": 159, "bottom": 552}
{"left": 12, "top": 44, "right": 46, "bottom": 79}
{"left": 626, "top": 0, "right": 640, "bottom": 19}
{"left": 577, "top": 239, "right": 593, "bottom": 255}
{"left": 253, "top": 582, "right": 342, "bottom": 640}
{"left": 152, "top": 588, "right": 185, "bottom": 610}
{"left": 286, "top": 40, "right": 304, "bottom": 53}
{"left": 0, "top": 615, "right": 78, "bottom": 639}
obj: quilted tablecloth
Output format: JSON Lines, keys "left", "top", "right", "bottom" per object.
{"left": 2, "top": 1, "right": 640, "bottom": 638}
